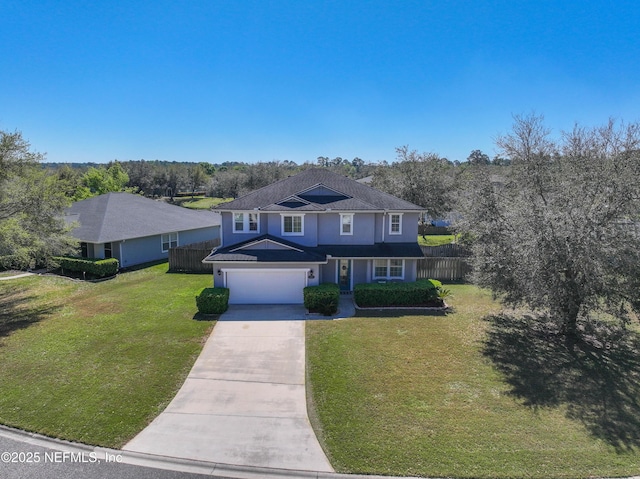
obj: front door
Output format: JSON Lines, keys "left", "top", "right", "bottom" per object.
{"left": 339, "top": 259, "right": 351, "bottom": 291}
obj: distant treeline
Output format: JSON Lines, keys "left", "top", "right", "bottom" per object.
{"left": 44, "top": 150, "right": 509, "bottom": 221}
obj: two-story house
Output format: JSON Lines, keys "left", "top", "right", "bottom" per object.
{"left": 203, "top": 168, "right": 424, "bottom": 304}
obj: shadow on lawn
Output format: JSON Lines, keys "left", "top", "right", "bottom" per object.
{"left": 0, "top": 285, "right": 61, "bottom": 338}
{"left": 483, "top": 313, "right": 640, "bottom": 451}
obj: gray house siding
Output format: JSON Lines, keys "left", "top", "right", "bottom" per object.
{"left": 320, "top": 261, "right": 335, "bottom": 285}
{"left": 265, "top": 213, "right": 319, "bottom": 247}
{"left": 374, "top": 212, "right": 419, "bottom": 243}
{"left": 352, "top": 260, "right": 368, "bottom": 285}
{"left": 179, "top": 226, "right": 220, "bottom": 245}
{"left": 317, "top": 213, "right": 375, "bottom": 245}
{"left": 116, "top": 226, "right": 218, "bottom": 268}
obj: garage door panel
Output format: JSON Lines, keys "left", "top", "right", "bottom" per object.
{"left": 226, "top": 269, "right": 306, "bottom": 304}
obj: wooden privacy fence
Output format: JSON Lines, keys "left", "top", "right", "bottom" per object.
{"left": 417, "top": 257, "right": 471, "bottom": 282}
{"left": 420, "top": 244, "right": 470, "bottom": 257}
{"left": 417, "top": 244, "right": 471, "bottom": 281}
{"left": 168, "top": 239, "right": 220, "bottom": 273}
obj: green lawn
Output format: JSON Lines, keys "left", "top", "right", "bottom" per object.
{"left": 418, "top": 234, "right": 456, "bottom": 246}
{"left": 0, "top": 264, "right": 213, "bottom": 447}
{"left": 306, "top": 284, "right": 640, "bottom": 479}
{"left": 173, "top": 196, "right": 232, "bottom": 209}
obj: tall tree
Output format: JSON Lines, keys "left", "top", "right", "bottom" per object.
{"left": 460, "top": 115, "right": 640, "bottom": 340}
{"left": 0, "top": 131, "right": 77, "bottom": 269}
{"left": 372, "top": 146, "right": 455, "bottom": 219}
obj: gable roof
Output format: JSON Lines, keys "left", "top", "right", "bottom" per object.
{"left": 215, "top": 168, "right": 424, "bottom": 212}
{"left": 203, "top": 234, "right": 327, "bottom": 263}
{"left": 65, "top": 192, "right": 220, "bottom": 244}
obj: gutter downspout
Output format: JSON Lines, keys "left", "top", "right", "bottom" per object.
{"left": 382, "top": 210, "right": 387, "bottom": 243}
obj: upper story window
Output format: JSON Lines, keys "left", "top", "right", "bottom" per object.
{"left": 281, "top": 214, "right": 304, "bottom": 236}
{"left": 340, "top": 213, "right": 353, "bottom": 235}
{"left": 389, "top": 213, "right": 403, "bottom": 235}
{"left": 162, "top": 232, "right": 178, "bottom": 252}
{"left": 233, "top": 212, "right": 260, "bottom": 233}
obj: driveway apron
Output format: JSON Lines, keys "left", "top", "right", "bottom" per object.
{"left": 123, "top": 320, "right": 333, "bottom": 472}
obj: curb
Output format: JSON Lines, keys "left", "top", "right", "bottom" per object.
{"left": 0, "top": 425, "right": 428, "bottom": 479}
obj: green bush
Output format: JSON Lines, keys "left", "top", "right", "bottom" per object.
{"left": 196, "top": 287, "right": 229, "bottom": 314}
{"left": 354, "top": 279, "right": 445, "bottom": 307}
{"left": 0, "top": 253, "right": 31, "bottom": 271}
{"left": 304, "top": 283, "right": 340, "bottom": 316}
{"left": 54, "top": 257, "right": 119, "bottom": 278}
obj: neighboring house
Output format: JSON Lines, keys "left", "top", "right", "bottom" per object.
{"left": 65, "top": 192, "right": 221, "bottom": 268}
{"left": 203, "top": 168, "right": 424, "bottom": 304}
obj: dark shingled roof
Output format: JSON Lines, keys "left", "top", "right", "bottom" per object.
{"left": 215, "top": 168, "right": 424, "bottom": 212}
{"left": 65, "top": 192, "right": 220, "bottom": 244}
{"left": 203, "top": 235, "right": 424, "bottom": 263}
{"left": 203, "top": 234, "right": 327, "bottom": 263}
{"left": 317, "top": 243, "right": 424, "bottom": 259}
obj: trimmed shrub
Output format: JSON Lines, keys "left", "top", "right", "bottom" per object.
{"left": 196, "top": 287, "right": 229, "bottom": 314}
{"left": 54, "top": 256, "right": 119, "bottom": 278}
{"left": 304, "top": 283, "right": 340, "bottom": 316}
{"left": 354, "top": 279, "right": 445, "bottom": 307}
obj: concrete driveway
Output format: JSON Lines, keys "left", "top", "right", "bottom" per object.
{"left": 123, "top": 320, "right": 333, "bottom": 473}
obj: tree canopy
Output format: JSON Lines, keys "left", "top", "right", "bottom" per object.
{"left": 460, "top": 115, "right": 640, "bottom": 339}
{"left": 0, "top": 131, "right": 77, "bottom": 269}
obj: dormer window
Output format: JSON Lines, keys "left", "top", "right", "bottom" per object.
{"left": 340, "top": 213, "right": 353, "bottom": 235}
{"left": 233, "top": 212, "right": 260, "bottom": 233}
{"left": 389, "top": 213, "right": 403, "bottom": 235}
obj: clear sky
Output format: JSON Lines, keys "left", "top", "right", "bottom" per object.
{"left": 2, "top": 1, "right": 639, "bottom": 164}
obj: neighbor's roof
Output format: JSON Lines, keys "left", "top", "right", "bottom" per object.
{"left": 65, "top": 192, "right": 220, "bottom": 244}
{"left": 215, "top": 168, "right": 424, "bottom": 212}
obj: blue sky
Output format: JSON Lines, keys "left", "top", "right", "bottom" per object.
{"left": 1, "top": 1, "right": 639, "bottom": 164}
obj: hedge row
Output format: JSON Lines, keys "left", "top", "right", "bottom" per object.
{"left": 196, "top": 287, "right": 229, "bottom": 314}
{"left": 304, "top": 283, "right": 340, "bottom": 316}
{"left": 354, "top": 279, "right": 443, "bottom": 308}
{"left": 54, "top": 256, "right": 120, "bottom": 278}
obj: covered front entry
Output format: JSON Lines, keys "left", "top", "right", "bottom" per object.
{"left": 224, "top": 268, "right": 309, "bottom": 304}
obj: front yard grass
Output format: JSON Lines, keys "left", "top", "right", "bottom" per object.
{"left": 306, "top": 284, "right": 640, "bottom": 479}
{"left": 0, "top": 263, "right": 213, "bottom": 447}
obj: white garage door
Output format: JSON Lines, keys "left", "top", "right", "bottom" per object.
{"left": 225, "top": 269, "right": 308, "bottom": 304}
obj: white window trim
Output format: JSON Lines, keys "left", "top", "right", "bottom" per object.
{"left": 340, "top": 213, "right": 354, "bottom": 236}
{"left": 372, "top": 259, "right": 405, "bottom": 280}
{"left": 232, "top": 211, "right": 260, "bottom": 233}
{"left": 161, "top": 232, "right": 179, "bottom": 252}
{"left": 281, "top": 213, "right": 305, "bottom": 236}
{"left": 389, "top": 213, "right": 403, "bottom": 235}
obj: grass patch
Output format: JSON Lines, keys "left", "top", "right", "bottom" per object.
{"left": 172, "top": 196, "right": 232, "bottom": 209}
{"left": 418, "top": 234, "right": 455, "bottom": 246}
{"left": 306, "top": 284, "right": 640, "bottom": 478}
{"left": 0, "top": 264, "right": 213, "bottom": 447}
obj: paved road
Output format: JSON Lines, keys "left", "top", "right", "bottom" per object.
{"left": 0, "top": 434, "right": 223, "bottom": 479}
